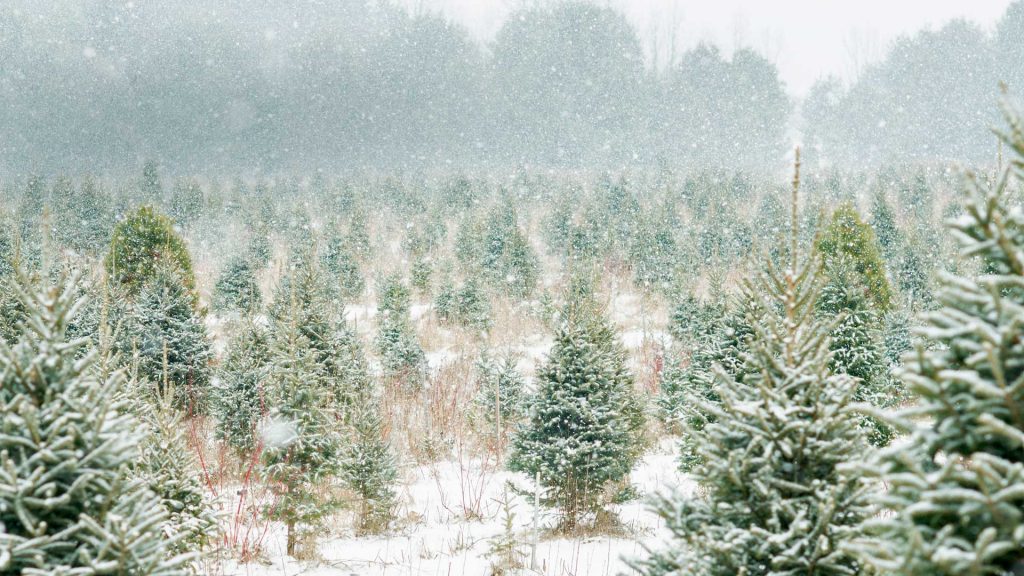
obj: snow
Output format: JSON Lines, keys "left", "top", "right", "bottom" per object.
{"left": 217, "top": 439, "right": 690, "bottom": 575}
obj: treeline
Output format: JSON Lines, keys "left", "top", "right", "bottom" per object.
{"left": 0, "top": 0, "right": 789, "bottom": 174}
{"left": 804, "top": 2, "right": 1024, "bottom": 168}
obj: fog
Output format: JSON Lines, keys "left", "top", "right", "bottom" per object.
{"left": 2, "top": 0, "right": 1022, "bottom": 176}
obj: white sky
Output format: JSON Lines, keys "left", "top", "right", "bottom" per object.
{"left": 418, "top": 0, "right": 1014, "bottom": 95}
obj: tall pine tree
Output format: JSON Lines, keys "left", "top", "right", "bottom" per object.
{"left": 847, "top": 98, "right": 1024, "bottom": 575}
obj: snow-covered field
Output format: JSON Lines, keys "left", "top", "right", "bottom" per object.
{"left": 218, "top": 439, "right": 690, "bottom": 576}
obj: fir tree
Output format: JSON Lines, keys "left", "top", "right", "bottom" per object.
{"left": 339, "top": 399, "right": 398, "bottom": 535}
{"left": 508, "top": 281, "right": 645, "bottom": 531}
{"left": 213, "top": 321, "right": 270, "bottom": 455}
{"left": 214, "top": 254, "right": 262, "bottom": 314}
{"left": 816, "top": 202, "right": 893, "bottom": 312}
{"left": 435, "top": 275, "right": 491, "bottom": 331}
{"left": 120, "top": 266, "right": 213, "bottom": 414}
{"left": 0, "top": 275, "right": 190, "bottom": 575}
{"left": 106, "top": 205, "right": 196, "bottom": 299}
{"left": 262, "top": 294, "right": 343, "bottom": 558}
{"left": 847, "top": 101, "right": 1024, "bottom": 575}
{"left": 134, "top": 379, "right": 220, "bottom": 562}
{"left": 636, "top": 155, "right": 871, "bottom": 576}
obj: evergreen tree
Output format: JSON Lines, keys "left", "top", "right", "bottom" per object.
{"left": 869, "top": 187, "right": 901, "bottom": 262}
{"left": 169, "top": 179, "right": 204, "bottom": 227}
{"left": 262, "top": 296, "right": 343, "bottom": 558}
{"left": 134, "top": 381, "right": 220, "bottom": 561}
{"left": 508, "top": 282, "right": 645, "bottom": 531}
{"left": 636, "top": 158, "right": 871, "bottom": 576}
{"left": 140, "top": 159, "right": 164, "bottom": 203}
{"left": 213, "top": 321, "right": 270, "bottom": 455}
{"left": 847, "top": 102, "right": 1024, "bottom": 574}
{"left": 320, "top": 234, "right": 364, "bottom": 299}
{"left": 0, "top": 275, "right": 189, "bottom": 575}
{"left": 339, "top": 399, "right": 398, "bottom": 535}
{"left": 435, "top": 275, "right": 491, "bottom": 331}
{"left": 473, "top": 353, "right": 527, "bottom": 442}
{"left": 106, "top": 205, "right": 196, "bottom": 299}
{"left": 818, "top": 259, "right": 900, "bottom": 446}
{"left": 214, "top": 254, "right": 262, "bottom": 313}
{"left": 120, "top": 266, "right": 213, "bottom": 414}
{"left": 816, "top": 203, "right": 893, "bottom": 312}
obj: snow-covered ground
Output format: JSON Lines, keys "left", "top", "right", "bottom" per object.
{"left": 217, "top": 439, "right": 691, "bottom": 576}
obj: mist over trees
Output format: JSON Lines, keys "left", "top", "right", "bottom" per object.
{"left": 0, "top": 0, "right": 792, "bottom": 175}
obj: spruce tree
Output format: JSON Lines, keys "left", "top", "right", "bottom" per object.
{"left": 214, "top": 254, "right": 262, "bottom": 314}
{"left": 339, "top": 398, "right": 398, "bottom": 535}
{"left": 847, "top": 101, "right": 1024, "bottom": 575}
{"left": 213, "top": 320, "right": 270, "bottom": 455}
{"left": 636, "top": 157, "right": 871, "bottom": 576}
{"left": 262, "top": 293, "right": 342, "bottom": 558}
{"left": 106, "top": 205, "right": 196, "bottom": 299}
{"left": 134, "top": 380, "right": 220, "bottom": 561}
{"left": 120, "top": 266, "right": 213, "bottom": 413}
{"left": 0, "top": 275, "right": 189, "bottom": 575}
{"left": 818, "top": 258, "right": 900, "bottom": 446}
{"left": 508, "top": 281, "right": 645, "bottom": 531}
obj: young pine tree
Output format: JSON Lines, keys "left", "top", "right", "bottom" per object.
{"left": 120, "top": 266, "right": 213, "bottom": 414}
{"left": 214, "top": 254, "right": 262, "bottom": 314}
{"left": 134, "top": 375, "right": 220, "bottom": 561}
{"left": 847, "top": 100, "right": 1024, "bottom": 575}
{"left": 106, "top": 205, "right": 196, "bottom": 299}
{"left": 636, "top": 156, "right": 871, "bottom": 576}
{"left": 213, "top": 320, "right": 271, "bottom": 456}
{"left": 508, "top": 280, "right": 645, "bottom": 531}
{"left": 339, "top": 398, "right": 398, "bottom": 535}
{"left": 262, "top": 296, "right": 343, "bottom": 558}
{"left": 0, "top": 275, "right": 189, "bottom": 575}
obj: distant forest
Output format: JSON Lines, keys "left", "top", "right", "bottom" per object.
{"left": 2, "top": 0, "right": 1023, "bottom": 175}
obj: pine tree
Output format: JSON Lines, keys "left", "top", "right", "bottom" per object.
{"left": 262, "top": 294, "right": 343, "bottom": 558}
{"left": 846, "top": 100, "right": 1024, "bottom": 575}
{"left": 134, "top": 377, "right": 220, "bottom": 561}
{"left": 214, "top": 254, "right": 262, "bottom": 313}
{"left": 120, "top": 266, "right": 213, "bottom": 414}
{"left": 636, "top": 155, "right": 871, "bottom": 576}
{"left": 818, "top": 258, "right": 900, "bottom": 446}
{"left": 320, "top": 233, "right": 364, "bottom": 299}
{"left": 106, "top": 205, "right": 196, "bottom": 299}
{"left": 435, "top": 275, "right": 491, "bottom": 331}
{"left": 816, "top": 202, "right": 893, "bottom": 312}
{"left": 339, "top": 399, "right": 398, "bottom": 535}
{"left": 508, "top": 281, "right": 645, "bottom": 531}
{"left": 213, "top": 320, "right": 270, "bottom": 455}
{"left": 0, "top": 274, "right": 189, "bottom": 575}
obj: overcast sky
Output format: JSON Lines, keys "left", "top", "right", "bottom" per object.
{"left": 417, "top": 0, "right": 1014, "bottom": 95}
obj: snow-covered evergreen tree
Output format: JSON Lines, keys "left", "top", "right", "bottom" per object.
{"left": 120, "top": 265, "right": 213, "bottom": 414}
{"left": 262, "top": 294, "right": 343, "bottom": 558}
{"left": 213, "top": 320, "right": 270, "bottom": 455}
{"left": 134, "top": 379, "right": 220, "bottom": 562}
{"left": 473, "top": 352, "right": 527, "bottom": 442}
{"left": 818, "top": 258, "right": 900, "bottom": 446}
{"left": 0, "top": 275, "right": 190, "bottom": 575}
{"left": 509, "top": 280, "right": 645, "bottom": 531}
{"left": 435, "top": 275, "right": 491, "bottom": 331}
{"left": 214, "top": 254, "right": 262, "bottom": 313}
{"left": 847, "top": 101, "right": 1024, "bottom": 575}
{"left": 339, "top": 398, "right": 398, "bottom": 535}
{"left": 636, "top": 160, "right": 871, "bottom": 576}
